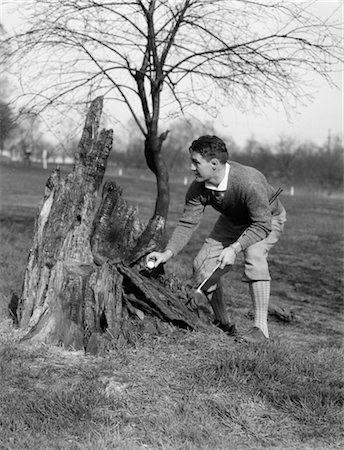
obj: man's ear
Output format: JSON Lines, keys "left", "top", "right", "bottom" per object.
{"left": 210, "top": 158, "right": 220, "bottom": 168}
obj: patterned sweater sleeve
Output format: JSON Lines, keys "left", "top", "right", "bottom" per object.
{"left": 166, "top": 182, "right": 205, "bottom": 256}
{"left": 236, "top": 182, "right": 272, "bottom": 250}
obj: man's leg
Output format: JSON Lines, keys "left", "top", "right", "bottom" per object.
{"left": 242, "top": 211, "right": 286, "bottom": 341}
{"left": 207, "top": 282, "right": 237, "bottom": 335}
{"left": 249, "top": 280, "right": 270, "bottom": 338}
{"left": 193, "top": 238, "right": 234, "bottom": 332}
{"left": 207, "top": 282, "right": 227, "bottom": 325}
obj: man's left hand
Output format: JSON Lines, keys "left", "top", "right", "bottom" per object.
{"left": 217, "top": 244, "right": 241, "bottom": 269}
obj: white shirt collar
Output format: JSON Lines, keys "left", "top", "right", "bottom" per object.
{"left": 205, "top": 162, "right": 230, "bottom": 191}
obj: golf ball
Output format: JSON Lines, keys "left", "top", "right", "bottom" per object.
{"left": 147, "top": 261, "right": 155, "bottom": 269}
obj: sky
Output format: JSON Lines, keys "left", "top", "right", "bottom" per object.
{"left": 213, "top": 1, "right": 344, "bottom": 146}
{"left": 1, "top": 0, "right": 343, "bottom": 147}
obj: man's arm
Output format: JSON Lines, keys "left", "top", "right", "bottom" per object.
{"left": 146, "top": 181, "right": 205, "bottom": 268}
{"left": 236, "top": 183, "right": 272, "bottom": 251}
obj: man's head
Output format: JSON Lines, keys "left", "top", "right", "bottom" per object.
{"left": 189, "top": 135, "right": 228, "bottom": 184}
{"left": 189, "top": 135, "right": 228, "bottom": 164}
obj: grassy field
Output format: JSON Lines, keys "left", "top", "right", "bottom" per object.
{"left": 0, "top": 161, "right": 343, "bottom": 450}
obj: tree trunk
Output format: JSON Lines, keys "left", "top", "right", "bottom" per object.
{"left": 139, "top": 131, "right": 170, "bottom": 258}
{"left": 16, "top": 97, "right": 205, "bottom": 353}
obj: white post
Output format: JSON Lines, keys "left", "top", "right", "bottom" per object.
{"left": 290, "top": 186, "right": 295, "bottom": 196}
{"left": 118, "top": 168, "right": 123, "bottom": 176}
{"left": 42, "top": 149, "right": 48, "bottom": 170}
{"left": 183, "top": 176, "right": 188, "bottom": 185}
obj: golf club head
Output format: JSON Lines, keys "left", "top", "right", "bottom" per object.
{"left": 197, "top": 263, "right": 228, "bottom": 293}
{"left": 193, "top": 288, "right": 213, "bottom": 323}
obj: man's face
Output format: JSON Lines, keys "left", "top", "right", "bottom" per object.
{"left": 189, "top": 151, "right": 214, "bottom": 182}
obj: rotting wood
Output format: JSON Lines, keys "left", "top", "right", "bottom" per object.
{"left": 15, "top": 96, "right": 204, "bottom": 353}
{"left": 118, "top": 264, "right": 204, "bottom": 329}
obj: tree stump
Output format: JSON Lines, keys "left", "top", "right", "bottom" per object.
{"left": 15, "top": 97, "right": 204, "bottom": 353}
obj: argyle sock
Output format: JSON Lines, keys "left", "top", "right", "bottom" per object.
{"left": 249, "top": 281, "right": 270, "bottom": 338}
{"left": 208, "top": 283, "right": 230, "bottom": 325}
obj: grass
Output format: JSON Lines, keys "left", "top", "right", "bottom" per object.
{"left": 0, "top": 161, "right": 343, "bottom": 449}
{"left": 1, "top": 323, "right": 342, "bottom": 449}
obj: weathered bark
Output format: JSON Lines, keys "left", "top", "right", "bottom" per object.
{"left": 16, "top": 97, "right": 204, "bottom": 353}
{"left": 144, "top": 132, "right": 170, "bottom": 221}
{"left": 91, "top": 180, "right": 146, "bottom": 265}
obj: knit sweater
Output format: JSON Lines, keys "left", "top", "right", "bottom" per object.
{"left": 166, "top": 161, "right": 284, "bottom": 255}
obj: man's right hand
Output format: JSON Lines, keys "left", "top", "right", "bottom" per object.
{"left": 146, "top": 249, "right": 173, "bottom": 268}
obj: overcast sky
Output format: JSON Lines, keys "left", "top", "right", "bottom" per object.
{"left": 1, "top": 0, "right": 343, "bottom": 147}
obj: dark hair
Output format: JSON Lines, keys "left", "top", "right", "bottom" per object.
{"left": 189, "top": 135, "right": 228, "bottom": 163}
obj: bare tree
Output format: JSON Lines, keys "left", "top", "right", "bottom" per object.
{"left": 273, "top": 136, "right": 301, "bottom": 185}
{"left": 2, "top": 0, "right": 343, "bottom": 234}
{"left": 0, "top": 100, "right": 15, "bottom": 151}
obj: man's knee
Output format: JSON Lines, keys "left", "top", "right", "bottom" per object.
{"left": 193, "top": 239, "right": 222, "bottom": 284}
{"left": 243, "top": 245, "right": 270, "bottom": 281}
{"left": 193, "top": 252, "right": 203, "bottom": 274}
{"left": 193, "top": 254, "right": 206, "bottom": 285}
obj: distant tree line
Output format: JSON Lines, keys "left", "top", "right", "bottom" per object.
{"left": 112, "top": 119, "right": 343, "bottom": 193}
{"left": 0, "top": 100, "right": 14, "bottom": 149}
{"left": 0, "top": 99, "right": 79, "bottom": 163}
{"left": 234, "top": 136, "right": 343, "bottom": 193}
{"left": 1, "top": 98, "right": 342, "bottom": 193}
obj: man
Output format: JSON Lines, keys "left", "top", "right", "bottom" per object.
{"left": 147, "top": 135, "right": 286, "bottom": 343}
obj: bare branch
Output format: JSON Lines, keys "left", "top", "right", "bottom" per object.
{"left": 2, "top": 0, "right": 342, "bottom": 134}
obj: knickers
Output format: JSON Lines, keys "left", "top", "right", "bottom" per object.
{"left": 193, "top": 209, "right": 286, "bottom": 284}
